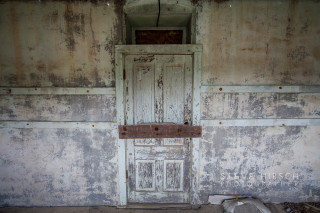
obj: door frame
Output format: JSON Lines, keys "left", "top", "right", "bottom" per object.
{"left": 115, "top": 45, "right": 202, "bottom": 206}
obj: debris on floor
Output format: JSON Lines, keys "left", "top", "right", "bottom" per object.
{"left": 222, "top": 197, "right": 272, "bottom": 213}
{"left": 208, "top": 194, "right": 250, "bottom": 205}
{"left": 283, "top": 202, "right": 320, "bottom": 213}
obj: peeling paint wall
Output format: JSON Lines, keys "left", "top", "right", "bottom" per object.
{"left": 201, "top": 93, "right": 320, "bottom": 119}
{"left": 0, "top": 95, "right": 116, "bottom": 121}
{"left": 0, "top": 0, "right": 121, "bottom": 206}
{"left": 200, "top": 125, "right": 320, "bottom": 203}
{"left": 0, "top": 0, "right": 319, "bottom": 207}
{"left": 196, "top": 0, "right": 320, "bottom": 203}
{"left": 0, "top": 128, "right": 118, "bottom": 206}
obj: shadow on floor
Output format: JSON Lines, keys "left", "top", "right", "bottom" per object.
{"left": 0, "top": 204, "right": 291, "bottom": 213}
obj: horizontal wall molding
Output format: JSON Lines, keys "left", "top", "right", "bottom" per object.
{"left": 201, "top": 86, "right": 320, "bottom": 93}
{"left": 0, "top": 121, "right": 117, "bottom": 129}
{"left": 201, "top": 119, "right": 320, "bottom": 127}
{"left": 2, "top": 86, "right": 319, "bottom": 95}
{"left": 2, "top": 120, "right": 319, "bottom": 129}
{"left": 0, "top": 87, "right": 116, "bottom": 95}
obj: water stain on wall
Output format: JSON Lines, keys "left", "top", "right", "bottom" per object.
{"left": 9, "top": 3, "right": 24, "bottom": 86}
{"left": 64, "top": 3, "right": 86, "bottom": 52}
{"left": 103, "top": 1, "right": 124, "bottom": 87}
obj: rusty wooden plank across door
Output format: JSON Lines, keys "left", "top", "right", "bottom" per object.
{"left": 125, "top": 54, "right": 193, "bottom": 203}
{"left": 118, "top": 124, "right": 202, "bottom": 139}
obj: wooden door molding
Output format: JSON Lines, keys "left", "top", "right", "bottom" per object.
{"left": 115, "top": 45, "right": 202, "bottom": 206}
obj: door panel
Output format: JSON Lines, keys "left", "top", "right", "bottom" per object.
{"left": 135, "top": 160, "right": 156, "bottom": 191}
{"left": 163, "top": 160, "right": 184, "bottom": 191}
{"left": 125, "top": 54, "right": 193, "bottom": 203}
{"left": 163, "top": 65, "right": 185, "bottom": 146}
{"left": 133, "top": 64, "right": 155, "bottom": 146}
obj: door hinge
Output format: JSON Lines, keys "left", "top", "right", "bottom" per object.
{"left": 123, "top": 69, "right": 126, "bottom": 80}
{"left": 126, "top": 170, "right": 128, "bottom": 179}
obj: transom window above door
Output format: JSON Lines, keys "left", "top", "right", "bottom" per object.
{"left": 123, "top": 0, "right": 196, "bottom": 44}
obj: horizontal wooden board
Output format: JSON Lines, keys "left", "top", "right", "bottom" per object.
{"left": 118, "top": 123, "right": 202, "bottom": 139}
{"left": 201, "top": 85, "right": 320, "bottom": 93}
{"left": 201, "top": 119, "right": 320, "bottom": 127}
{"left": 0, "top": 121, "right": 117, "bottom": 129}
{"left": 0, "top": 87, "right": 115, "bottom": 95}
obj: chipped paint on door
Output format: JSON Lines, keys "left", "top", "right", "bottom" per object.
{"left": 125, "top": 54, "right": 193, "bottom": 203}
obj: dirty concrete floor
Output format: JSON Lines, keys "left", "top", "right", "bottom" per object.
{"left": 0, "top": 204, "right": 287, "bottom": 213}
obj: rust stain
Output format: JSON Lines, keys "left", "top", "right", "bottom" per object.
{"left": 10, "top": 3, "right": 24, "bottom": 86}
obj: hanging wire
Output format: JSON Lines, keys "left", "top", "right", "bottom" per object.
{"left": 156, "top": 0, "right": 160, "bottom": 27}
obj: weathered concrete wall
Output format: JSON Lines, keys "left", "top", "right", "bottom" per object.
{"left": 0, "top": 0, "right": 319, "bottom": 207}
{"left": 0, "top": 0, "right": 122, "bottom": 87}
{"left": 0, "top": 95, "right": 116, "bottom": 121}
{"left": 0, "top": 128, "right": 118, "bottom": 206}
{"left": 0, "top": 0, "right": 121, "bottom": 207}
{"left": 196, "top": 0, "right": 320, "bottom": 203}
{"left": 199, "top": 125, "right": 320, "bottom": 203}
{"left": 201, "top": 93, "right": 320, "bottom": 119}
{"left": 197, "top": 0, "right": 320, "bottom": 85}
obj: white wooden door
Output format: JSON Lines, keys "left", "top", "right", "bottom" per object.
{"left": 125, "top": 54, "right": 193, "bottom": 203}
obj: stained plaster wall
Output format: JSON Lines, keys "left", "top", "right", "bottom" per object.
{"left": 0, "top": 0, "right": 120, "bottom": 206}
{"left": 197, "top": 0, "right": 320, "bottom": 203}
{"left": 0, "top": 0, "right": 319, "bottom": 207}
